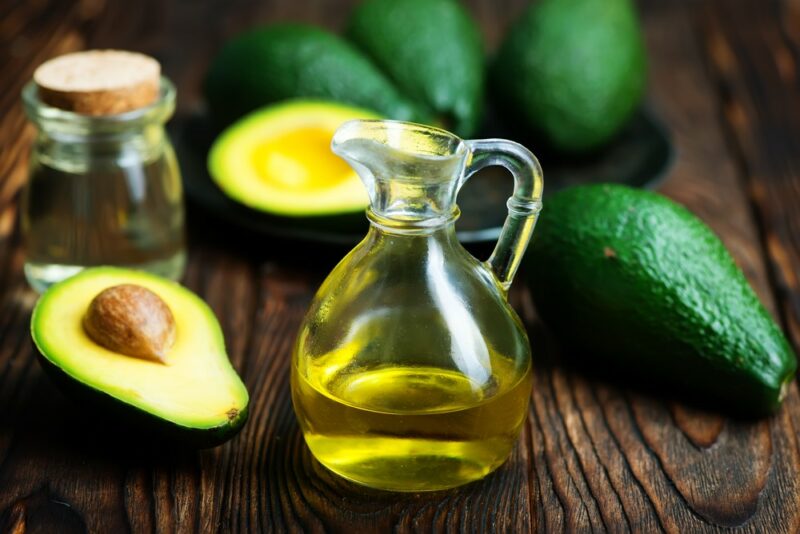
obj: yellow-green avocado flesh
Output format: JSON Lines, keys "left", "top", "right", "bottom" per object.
{"left": 31, "top": 267, "right": 249, "bottom": 448}
{"left": 208, "top": 100, "right": 380, "bottom": 217}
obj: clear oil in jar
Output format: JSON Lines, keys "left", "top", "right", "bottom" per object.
{"left": 22, "top": 155, "right": 185, "bottom": 292}
{"left": 21, "top": 75, "right": 186, "bottom": 293}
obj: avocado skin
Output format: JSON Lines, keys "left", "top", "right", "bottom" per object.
{"left": 347, "top": 0, "right": 484, "bottom": 137}
{"left": 491, "top": 0, "right": 647, "bottom": 153}
{"left": 527, "top": 184, "right": 797, "bottom": 416}
{"left": 204, "top": 24, "right": 426, "bottom": 128}
{"left": 35, "top": 349, "right": 248, "bottom": 449}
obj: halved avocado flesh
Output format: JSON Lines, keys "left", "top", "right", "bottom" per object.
{"left": 31, "top": 267, "right": 249, "bottom": 447}
{"left": 208, "top": 100, "right": 380, "bottom": 217}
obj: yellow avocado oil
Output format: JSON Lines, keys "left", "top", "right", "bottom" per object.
{"left": 292, "top": 354, "right": 532, "bottom": 492}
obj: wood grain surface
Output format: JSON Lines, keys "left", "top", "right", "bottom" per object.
{"left": 1, "top": 0, "right": 800, "bottom": 532}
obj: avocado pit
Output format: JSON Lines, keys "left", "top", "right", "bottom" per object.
{"left": 83, "top": 284, "right": 176, "bottom": 363}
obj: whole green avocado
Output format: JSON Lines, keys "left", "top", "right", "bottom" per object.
{"left": 492, "top": 0, "right": 647, "bottom": 152}
{"left": 527, "top": 184, "right": 796, "bottom": 415}
{"left": 347, "top": 0, "right": 485, "bottom": 137}
{"left": 204, "top": 24, "right": 427, "bottom": 128}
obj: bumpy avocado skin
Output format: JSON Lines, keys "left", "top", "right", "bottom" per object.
{"left": 204, "top": 24, "right": 426, "bottom": 128}
{"left": 491, "top": 0, "right": 647, "bottom": 152}
{"left": 347, "top": 0, "right": 485, "bottom": 137}
{"left": 527, "top": 184, "right": 796, "bottom": 415}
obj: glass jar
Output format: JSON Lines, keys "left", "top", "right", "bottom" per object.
{"left": 20, "top": 77, "right": 186, "bottom": 292}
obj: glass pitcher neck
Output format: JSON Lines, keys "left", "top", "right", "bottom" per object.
{"left": 332, "top": 120, "right": 469, "bottom": 229}
{"left": 366, "top": 205, "right": 461, "bottom": 235}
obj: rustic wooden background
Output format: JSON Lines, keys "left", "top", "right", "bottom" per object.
{"left": 1, "top": 0, "right": 800, "bottom": 532}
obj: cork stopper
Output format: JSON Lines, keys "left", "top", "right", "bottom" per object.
{"left": 34, "top": 50, "right": 161, "bottom": 115}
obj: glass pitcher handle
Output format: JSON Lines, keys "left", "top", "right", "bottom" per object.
{"left": 462, "top": 139, "right": 544, "bottom": 292}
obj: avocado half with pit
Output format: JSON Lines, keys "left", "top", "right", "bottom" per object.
{"left": 208, "top": 100, "right": 379, "bottom": 217}
{"left": 31, "top": 267, "right": 249, "bottom": 448}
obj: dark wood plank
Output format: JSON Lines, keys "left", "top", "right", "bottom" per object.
{"left": 0, "top": 0, "right": 799, "bottom": 532}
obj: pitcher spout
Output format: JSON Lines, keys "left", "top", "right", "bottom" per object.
{"left": 331, "top": 119, "right": 470, "bottom": 225}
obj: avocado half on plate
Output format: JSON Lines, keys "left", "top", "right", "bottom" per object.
{"left": 31, "top": 267, "right": 249, "bottom": 448}
{"left": 208, "top": 100, "right": 380, "bottom": 219}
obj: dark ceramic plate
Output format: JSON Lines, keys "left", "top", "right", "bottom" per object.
{"left": 171, "top": 107, "right": 673, "bottom": 246}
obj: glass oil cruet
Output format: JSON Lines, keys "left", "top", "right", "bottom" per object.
{"left": 291, "top": 119, "right": 543, "bottom": 492}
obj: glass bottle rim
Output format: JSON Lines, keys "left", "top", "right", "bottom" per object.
{"left": 21, "top": 76, "right": 176, "bottom": 136}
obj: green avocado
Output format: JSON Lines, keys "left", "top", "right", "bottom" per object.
{"left": 491, "top": 0, "right": 647, "bottom": 152}
{"left": 527, "top": 185, "right": 797, "bottom": 415}
{"left": 204, "top": 24, "right": 426, "bottom": 128}
{"left": 31, "top": 267, "right": 250, "bottom": 447}
{"left": 347, "top": 0, "right": 485, "bottom": 137}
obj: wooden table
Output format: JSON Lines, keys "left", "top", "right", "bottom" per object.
{"left": 2, "top": 0, "right": 800, "bottom": 531}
